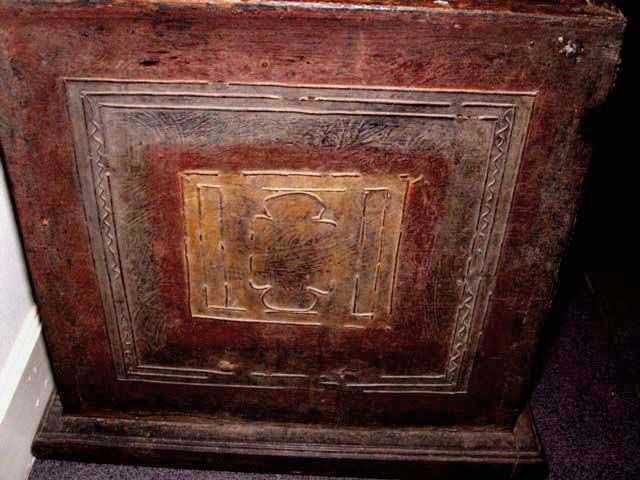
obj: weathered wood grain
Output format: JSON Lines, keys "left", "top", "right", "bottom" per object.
{"left": 0, "top": 0, "right": 624, "bottom": 475}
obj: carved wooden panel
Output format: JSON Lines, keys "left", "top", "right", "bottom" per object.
{"left": 180, "top": 171, "right": 411, "bottom": 328}
{"left": 65, "top": 80, "right": 534, "bottom": 393}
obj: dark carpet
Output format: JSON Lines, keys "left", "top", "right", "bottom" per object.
{"left": 28, "top": 275, "right": 640, "bottom": 480}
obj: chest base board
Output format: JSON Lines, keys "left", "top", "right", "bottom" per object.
{"left": 33, "top": 393, "right": 546, "bottom": 479}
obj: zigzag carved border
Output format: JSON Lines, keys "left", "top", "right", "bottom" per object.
{"left": 73, "top": 82, "right": 528, "bottom": 393}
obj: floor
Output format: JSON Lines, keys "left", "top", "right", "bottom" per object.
{"left": 28, "top": 275, "right": 639, "bottom": 479}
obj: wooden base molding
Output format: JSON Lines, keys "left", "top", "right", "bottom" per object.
{"left": 0, "top": 2, "right": 623, "bottom": 478}
{"left": 33, "top": 394, "right": 546, "bottom": 479}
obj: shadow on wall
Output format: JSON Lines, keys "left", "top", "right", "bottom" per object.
{"left": 531, "top": 4, "right": 640, "bottom": 477}
{"left": 574, "top": 0, "right": 638, "bottom": 272}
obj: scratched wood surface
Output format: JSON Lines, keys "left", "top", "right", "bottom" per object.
{"left": 61, "top": 79, "right": 536, "bottom": 402}
{"left": 0, "top": 0, "right": 625, "bottom": 436}
{"left": 0, "top": 0, "right": 625, "bottom": 16}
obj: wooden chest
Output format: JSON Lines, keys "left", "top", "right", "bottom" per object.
{"left": 0, "top": 0, "right": 624, "bottom": 477}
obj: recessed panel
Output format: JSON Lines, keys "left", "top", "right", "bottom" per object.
{"left": 65, "top": 80, "right": 534, "bottom": 393}
{"left": 181, "top": 171, "right": 412, "bottom": 328}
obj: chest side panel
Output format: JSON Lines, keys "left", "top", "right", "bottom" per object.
{"left": 0, "top": 4, "right": 623, "bottom": 424}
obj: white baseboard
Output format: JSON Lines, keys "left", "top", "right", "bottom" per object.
{"left": 0, "top": 306, "right": 41, "bottom": 420}
{"left": 0, "top": 308, "right": 54, "bottom": 480}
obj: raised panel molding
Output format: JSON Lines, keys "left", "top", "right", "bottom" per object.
{"left": 180, "top": 170, "right": 410, "bottom": 327}
{"left": 65, "top": 80, "right": 535, "bottom": 394}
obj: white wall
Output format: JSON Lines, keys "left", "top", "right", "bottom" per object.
{"left": 0, "top": 163, "right": 35, "bottom": 367}
{"left": 0, "top": 162, "right": 54, "bottom": 480}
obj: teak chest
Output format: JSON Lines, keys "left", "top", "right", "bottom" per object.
{"left": 0, "top": 0, "right": 625, "bottom": 477}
